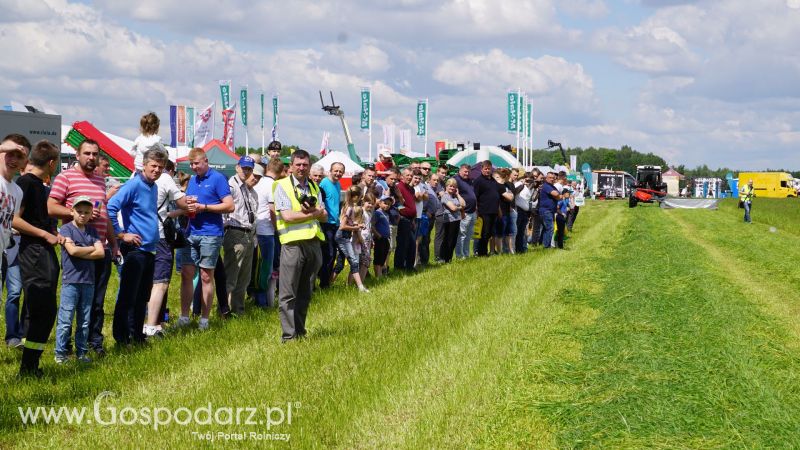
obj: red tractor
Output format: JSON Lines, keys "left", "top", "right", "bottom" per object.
{"left": 629, "top": 165, "right": 668, "bottom": 207}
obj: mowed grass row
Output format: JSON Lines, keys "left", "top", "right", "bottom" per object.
{"left": 525, "top": 203, "right": 800, "bottom": 447}
{"left": 0, "top": 203, "right": 623, "bottom": 448}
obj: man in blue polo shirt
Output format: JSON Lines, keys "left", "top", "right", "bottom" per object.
{"left": 538, "top": 171, "right": 560, "bottom": 249}
{"left": 318, "top": 162, "right": 344, "bottom": 288}
{"left": 107, "top": 149, "right": 167, "bottom": 345}
{"left": 178, "top": 148, "right": 234, "bottom": 330}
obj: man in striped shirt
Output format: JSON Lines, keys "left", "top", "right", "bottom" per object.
{"left": 48, "top": 140, "right": 118, "bottom": 357}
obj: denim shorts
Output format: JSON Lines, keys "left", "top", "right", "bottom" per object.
{"left": 187, "top": 235, "right": 223, "bottom": 269}
{"left": 153, "top": 239, "right": 174, "bottom": 283}
{"left": 494, "top": 214, "right": 514, "bottom": 237}
{"left": 175, "top": 247, "right": 192, "bottom": 272}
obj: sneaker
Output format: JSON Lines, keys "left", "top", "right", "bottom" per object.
{"left": 77, "top": 355, "right": 92, "bottom": 363}
{"left": 358, "top": 286, "right": 370, "bottom": 293}
{"left": 6, "top": 338, "right": 23, "bottom": 349}
{"left": 143, "top": 325, "right": 157, "bottom": 337}
{"left": 92, "top": 347, "right": 107, "bottom": 358}
{"left": 177, "top": 316, "right": 191, "bottom": 327}
{"left": 54, "top": 355, "right": 68, "bottom": 364}
{"left": 198, "top": 319, "right": 209, "bottom": 331}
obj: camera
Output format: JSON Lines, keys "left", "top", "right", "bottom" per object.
{"left": 298, "top": 193, "right": 317, "bottom": 209}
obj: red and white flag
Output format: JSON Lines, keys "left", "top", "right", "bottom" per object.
{"left": 320, "top": 131, "right": 330, "bottom": 156}
{"left": 194, "top": 102, "right": 214, "bottom": 148}
{"left": 222, "top": 102, "right": 237, "bottom": 151}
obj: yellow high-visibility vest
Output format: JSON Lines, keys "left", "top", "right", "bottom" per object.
{"left": 273, "top": 176, "right": 325, "bottom": 245}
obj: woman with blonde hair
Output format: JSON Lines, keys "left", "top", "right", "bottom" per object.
{"left": 332, "top": 185, "right": 369, "bottom": 292}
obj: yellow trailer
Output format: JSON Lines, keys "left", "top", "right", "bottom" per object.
{"left": 738, "top": 172, "right": 797, "bottom": 198}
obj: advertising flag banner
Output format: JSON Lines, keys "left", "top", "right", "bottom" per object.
{"left": 176, "top": 105, "right": 186, "bottom": 145}
{"left": 194, "top": 103, "right": 214, "bottom": 148}
{"left": 260, "top": 93, "right": 264, "bottom": 130}
{"left": 169, "top": 105, "right": 177, "bottom": 147}
{"left": 320, "top": 131, "right": 330, "bottom": 156}
{"left": 272, "top": 95, "right": 279, "bottom": 140}
{"left": 220, "top": 80, "right": 231, "bottom": 110}
{"left": 360, "top": 88, "right": 371, "bottom": 130}
{"left": 416, "top": 100, "right": 427, "bottom": 137}
{"left": 526, "top": 102, "right": 532, "bottom": 138}
{"left": 186, "top": 107, "right": 195, "bottom": 146}
{"left": 222, "top": 103, "right": 237, "bottom": 150}
{"left": 240, "top": 87, "right": 248, "bottom": 127}
{"left": 507, "top": 91, "right": 518, "bottom": 132}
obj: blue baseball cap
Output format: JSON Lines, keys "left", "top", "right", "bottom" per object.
{"left": 238, "top": 156, "right": 255, "bottom": 168}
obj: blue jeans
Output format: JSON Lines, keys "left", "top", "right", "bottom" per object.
{"left": 541, "top": 211, "right": 555, "bottom": 248}
{"left": 255, "top": 234, "right": 275, "bottom": 307}
{"left": 335, "top": 231, "right": 360, "bottom": 273}
{"left": 318, "top": 223, "right": 339, "bottom": 288}
{"left": 515, "top": 209, "right": 530, "bottom": 253}
{"left": 456, "top": 212, "right": 476, "bottom": 258}
{"left": 394, "top": 217, "right": 416, "bottom": 270}
{"left": 55, "top": 283, "right": 94, "bottom": 357}
{"left": 4, "top": 251, "right": 23, "bottom": 342}
{"left": 744, "top": 201, "right": 752, "bottom": 223}
{"left": 89, "top": 249, "right": 111, "bottom": 351}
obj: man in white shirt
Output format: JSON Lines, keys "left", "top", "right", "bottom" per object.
{"left": 223, "top": 156, "right": 259, "bottom": 315}
{"left": 253, "top": 158, "right": 281, "bottom": 307}
{"left": 145, "top": 160, "right": 186, "bottom": 336}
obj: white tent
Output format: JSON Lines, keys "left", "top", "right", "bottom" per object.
{"left": 316, "top": 151, "right": 364, "bottom": 175}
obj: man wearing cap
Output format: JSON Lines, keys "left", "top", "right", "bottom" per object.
{"left": 375, "top": 150, "right": 394, "bottom": 176}
{"left": 107, "top": 149, "right": 167, "bottom": 345}
{"left": 178, "top": 147, "right": 234, "bottom": 331}
{"left": 267, "top": 140, "right": 282, "bottom": 160}
{"left": 223, "top": 156, "right": 259, "bottom": 315}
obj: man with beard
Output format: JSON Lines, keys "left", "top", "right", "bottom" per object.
{"left": 48, "top": 139, "right": 118, "bottom": 357}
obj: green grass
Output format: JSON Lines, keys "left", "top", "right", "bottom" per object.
{"left": 717, "top": 197, "right": 800, "bottom": 236}
{"left": 2, "top": 200, "right": 800, "bottom": 448}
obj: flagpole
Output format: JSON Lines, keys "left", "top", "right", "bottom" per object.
{"left": 520, "top": 93, "right": 525, "bottom": 167}
{"left": 368, "top": 96, "right": 373, "bottom": 162}
{"left": 424, "top": 98, "right": 429, "bottom": 156}
{"left": 516, "top": 88, "right": 520, "bottom": 162}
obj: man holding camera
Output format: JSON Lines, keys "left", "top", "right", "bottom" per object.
{"left": 223, "top": 156, "right": 259, "bottom": 315}
{"left": 273, "top": 149, "right": 327, "bottom": 342}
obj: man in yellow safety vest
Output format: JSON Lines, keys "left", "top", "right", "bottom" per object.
{"left": 272, "top": 149, "right": 327, "bottom": 342}
{"left": 740, "top": 179, "right": 754, "bottom": 223}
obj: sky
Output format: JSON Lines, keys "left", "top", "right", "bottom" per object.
{"left": 1, "top": 0, "right": 799, "bottom": 170}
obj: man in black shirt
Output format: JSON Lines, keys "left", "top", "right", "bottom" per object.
{"left": 13, "top": 140, "right": 63, "bottom": 377}
{"left": 472, "top": 160, "right": 501, "bottom": 256}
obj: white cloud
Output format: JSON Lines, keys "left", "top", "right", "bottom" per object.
{"left": 557, "top": 0, "right": 609, "bottom": 19}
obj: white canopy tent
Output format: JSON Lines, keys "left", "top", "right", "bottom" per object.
{"left": 316, "top": 151, "right": 365, "bottom": 175}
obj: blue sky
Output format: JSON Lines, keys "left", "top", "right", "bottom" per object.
{"left": 1, "top": 0, "right": 799, "bottom": 170}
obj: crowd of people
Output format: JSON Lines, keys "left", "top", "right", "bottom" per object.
{"left": 1, "top": 113, "right": 583, "bottom": 378}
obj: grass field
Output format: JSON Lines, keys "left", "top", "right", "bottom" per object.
{"left": 1, "top": 198, "right": 799, "bottom": 448}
